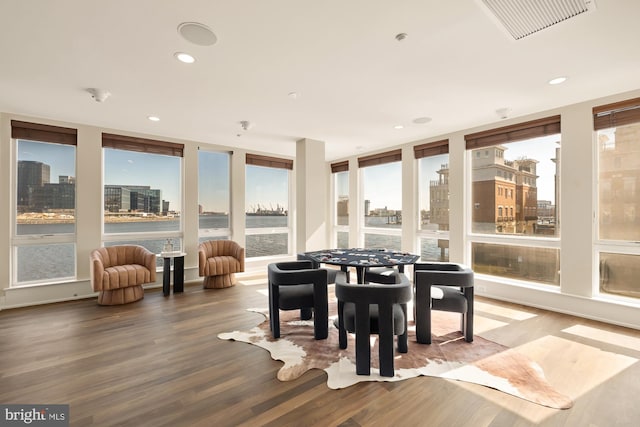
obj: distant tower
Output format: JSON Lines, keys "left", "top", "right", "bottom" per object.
{"left": 364, "top": 199, "right": 371, "bottom": 216}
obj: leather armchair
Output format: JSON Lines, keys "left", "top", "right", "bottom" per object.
{"left": 198, "top": 240, "right": 245, "bottom": 289}
{"left": 90, "top": 245, "right": 156, "bottom": 305}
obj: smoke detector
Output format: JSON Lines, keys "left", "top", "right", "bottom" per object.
{"left": 86, "top": 88, "right": 111, "bottom": 103}
{"left": 239, "top": 120, "right": 253, "bottom": 131}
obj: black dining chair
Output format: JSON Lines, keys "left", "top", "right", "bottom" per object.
{"left": 335, "top": 272, "right": 412, "bottom": 377}
{"left": 413, "top": 262, "right": 474, "bottom": 344}
{"left": 268, "top": 261, "right": 329, "bottom": 340}
{"left": 296, "top": 252, "right": 350, "bottom": 283}
{"left": 364, "top": 265, "right": 404, "bottom": 284}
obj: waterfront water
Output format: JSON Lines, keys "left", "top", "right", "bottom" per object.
{"left": 15, "top": 215, "right": 445, "bottom": 282}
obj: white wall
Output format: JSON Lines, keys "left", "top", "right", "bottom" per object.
{"left": 3, "top": 88, "right": 640, "bottom": 330}
{"left": 0, "top": 113, "right": 287, "bottom": 308}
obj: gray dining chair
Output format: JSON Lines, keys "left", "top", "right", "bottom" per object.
{"left": 268, "top": 261, "right": 329, "bottom": 340}
{"left": 413, "top": 262, "right": 474, "bottom": 344}
{"left": 335, "top": 272, "right": 412, "bottom": 377}
{"left": 296, "top": 252, "right": 350, "bottom": 283}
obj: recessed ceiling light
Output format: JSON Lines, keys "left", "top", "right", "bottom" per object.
{"left": 288, "top": 92, "right": 298, "bottom": 100}
{"left": 177, "top": 22, "right": 217, "bottom": 46}
{"left": 394, "top": 125, "right": 404, "bottom": 129}
{"left": 148, "top": 116, "right": 160, "bottom": 122}
{"left": 174, "top": 52, "right": 196, "bottom": 64}
{"left": 412, "top": 117, "right": 432, "bottom": 124}
{"left": 548, "top": 76, "right": 567, "bottom": 85}
{"left": 395, "top": 33, "right": 408, "bottom": 41}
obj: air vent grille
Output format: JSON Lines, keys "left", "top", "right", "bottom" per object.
{"left": 480, "top": 0, "right": 595, "bottom": 40}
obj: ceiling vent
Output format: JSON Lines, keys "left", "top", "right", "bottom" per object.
{"left": 479, "top": 0, "right": 596, "bottom": 40}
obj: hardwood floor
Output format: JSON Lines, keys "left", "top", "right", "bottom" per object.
{"left": 2, "top": 276, "right": 640, "bottom": 427}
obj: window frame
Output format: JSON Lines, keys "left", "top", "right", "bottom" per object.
{"left": 593, "top": 98, "right": 640, "bottom": 300}
{"left": 101, "top": 134, "right": 184, "bottom": 260}
{"left": 11, "top": 121, "right": 78, "bottom": 286}
{"left": 464, "top": 116, "right": 562, "bottom": 287}
{"left": 197, "top": 149, "right": 232, "bottom": 242}
{"left": 244, "top": 154, "right": 293, "bottom": 259}
{"left": 415, "top": 140, "right": 450, "bottom": 262}
{"left": 358, "top": 150, "right": 403, "bottom": 251}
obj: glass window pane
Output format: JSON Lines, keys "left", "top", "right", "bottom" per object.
{"left": 420, "top": 238, "right": 449, "bottom": 262}
{"left": 246, "top": 234, "right": 288, "bottom": 257}
{"left": 599, "top": 252, "right": 640, "bottom": 298}
{"left": 598, "top": 123, "right": 640, "bottom": 241}
{"left": 362, "top": 162, "right": 402, "bottom": 229}
{"left": 245, "top": 165, "right": 289, "bottom": 228}
{"left": 16, "top": 244, "right": 75, "bottom": 284}
{"left": 471, "top": 136, "right": 560, "bottom": 237}
{"left": 337, "top": 231, "right": 349, "bottom": 248}
{"left": 471, "top": 242, "right": 560, "bottom": 286}
{"left": 104, "top": 148, "right": 181, "bottom": 233}
{"left": 364, "top": 233, "right": 401, "bottom": 251}
{"left": 335, "top": 171, "right": 349, "bottom": 226}
{"left": 198, "top": 151, "right": 230, "bottom": 231}
{"left": 419, "top": 154, "right": 449, "bottom": 231}
{"left": 16, "top": 140, "right": 76, "bottom": 235}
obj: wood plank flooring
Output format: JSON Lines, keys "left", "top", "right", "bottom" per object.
{"left": 2, "top": 276, "right": 640, "bottom": 426}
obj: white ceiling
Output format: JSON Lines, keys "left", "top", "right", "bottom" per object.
{"left": 1, "top": 0, "right": 639, "bottom": 161}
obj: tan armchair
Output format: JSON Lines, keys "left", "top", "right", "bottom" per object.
{"left": 199, "top": 240, "right": 245, "bottom": 289}
{"left": 90, "top": 245, "right": 156, "bottom": 305}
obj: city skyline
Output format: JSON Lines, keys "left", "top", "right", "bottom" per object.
{"left": 18, "top": 134, "right": 559, "bottom": 216}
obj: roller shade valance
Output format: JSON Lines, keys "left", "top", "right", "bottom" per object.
{"left": 593, "top": 97, "right": 640, "bottom": 130}
{"left": 414, "top": 139, "right": 449, "bottom": 159}
{"left": 331, "top": 161, "right": 349, "bottom": 173}
{"left": 358, "top": 149, "right": 402, "bottom": 168}
{"left": 246, "top": 153, "right": 293, "bottom": 170}
{"left": 102, "top": 133, "right": 184, "bottom": 157}
{"left": 465, "top": 115, "right": 560, "bottom": 150}
{"left": 11, "top": 120, "right": 77, "bottom": 145}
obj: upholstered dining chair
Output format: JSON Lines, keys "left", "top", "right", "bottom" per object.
{"left": 335, "top": 272, "right": 412, "bottom": 377}
{"left": 296, "top": 252, "right": 350, "bottom": 284}
{"left": 198, "top": 240, "right": 245, "bottom": 289}
{"left": 90, "top": 245, "right": 156, "bottom": 305}
{"left": 413, "top": 262, "right": 474, "bottom": 344}
{"left": 268, "top": 261, "right": 329, "bottom": 340}
{"left": 363, "top": 265, "right": 404, "bottom": 284}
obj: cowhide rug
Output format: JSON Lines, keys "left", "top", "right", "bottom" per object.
{"left": 219, "top": 307, "right": 573, "bottom": 409}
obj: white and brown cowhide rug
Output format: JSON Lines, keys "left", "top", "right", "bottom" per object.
{"left": 219, "top": 308, "right": 573, "bottom": 409}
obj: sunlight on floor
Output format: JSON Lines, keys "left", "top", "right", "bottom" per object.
{"left": 562, "top": 324, "right": 640, "bottom": 352}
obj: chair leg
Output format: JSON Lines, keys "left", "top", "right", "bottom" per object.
{"left": 338, "top": 301, "right": 347, "bottom": 349}
{"left": 355, "top": 304, "right": 371, "bottom": 375}
{"left": 269, "top": 283, "right": 280, "bottom": 338}
{"left": 397, "top": 304, "right": 408, "bottom": 353}
{"left": 300, "top": 307, "right": 312, "bottom": 320}
{"left": 464, "top": 287, "right": 474, "bottom": 343}
{"left": 378, "top": 304, "right": 395, "bottom": 377}
{"left": 415, "top": 283, "right": 432, "bottom": 344}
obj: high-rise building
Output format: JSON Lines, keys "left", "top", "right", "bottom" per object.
{"left": 17, "top": 160, "right": 50, "bottom": 211}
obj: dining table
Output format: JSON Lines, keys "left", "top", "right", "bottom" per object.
{"left": 303, "top": 248, "right": 420, "bottom": 284}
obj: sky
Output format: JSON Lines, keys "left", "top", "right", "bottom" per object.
{"left": 18, "top": 133, "right": 560, "bottom": 214}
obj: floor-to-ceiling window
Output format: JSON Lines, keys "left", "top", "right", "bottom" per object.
{"left": 245, "top": 154, "right": 292, "bottom": 258}
{"left": 331, "top": 161, "right": 349, "bottom": 248}
{"left": 198, "top": 149, "right": 231, "bottom": 243}
{"left": 415, "top": 140, "right": 450, "bottom": 262}
{"left": 359, "top": 150, "right": 402, "bottom": 251}
{"left": 102, "top": 133, "right": 183, "bottom": 266}
{"left": 465, "top": 116, "right": 561, "bottom": 285}
{"left": 11, "top": 120, "right": 77, "bottom": 286}
{"left": 594, "top": 97, "right": 640, "bottom": 299}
